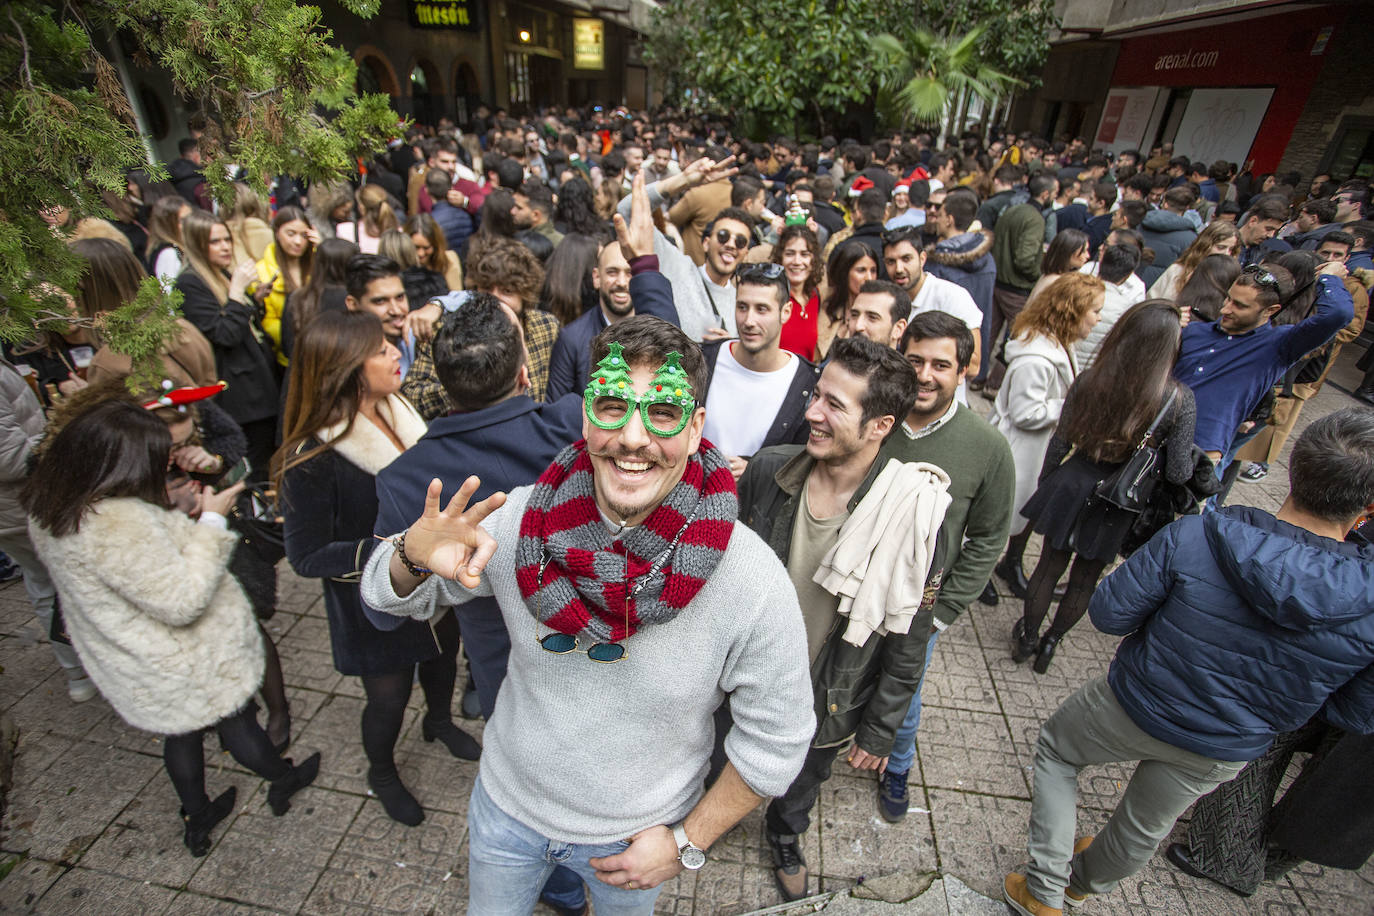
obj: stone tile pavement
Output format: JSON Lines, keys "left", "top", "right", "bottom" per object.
{"left": 2, "top": 351, "right": 1374, "bottom": 915}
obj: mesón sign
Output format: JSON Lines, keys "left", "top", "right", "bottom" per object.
{"left": 408, "top": 0, "right": 482, "bottom": 32}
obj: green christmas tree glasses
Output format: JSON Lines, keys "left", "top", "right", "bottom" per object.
{"left": 584, "top": 342, "right": 697, "bottom": 437}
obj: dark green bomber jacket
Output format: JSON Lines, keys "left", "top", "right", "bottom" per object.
{"left": 736, "top": 444, "right": 948, "bottom": 756}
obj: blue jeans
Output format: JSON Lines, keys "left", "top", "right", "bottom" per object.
{"left": 467, "top": 775, "right": 663, "bottom": 915}
{"left": 887, "top": 630, "right": 940, "bottom": 776}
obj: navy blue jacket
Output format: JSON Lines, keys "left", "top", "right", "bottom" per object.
{"left": 545, "top": 264, "right": 680, "bottom": 401}
{"left": 1138, "top": 209, "right": 1198, "bottom": 286}
{"left": 1091, "top": 505, "right": 1374, "bottom": 761}
{"left": 431, "top": 200, "right": 474, "bottom": 256}
{"left": 366, "top": 394, "right": 584, "bottom": 631}
{"left": 1174, "top": 275, "right": 1353, "bottom": 453}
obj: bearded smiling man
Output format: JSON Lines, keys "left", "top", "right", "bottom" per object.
{"left": 361, "top": 316, "right": 814, "bottom": 916}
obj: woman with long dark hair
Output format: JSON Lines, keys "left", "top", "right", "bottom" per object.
{"left": 541, "top": 232, "right": 601, "bottom": 326}
{"left": 1011, "top": 300, "right": 1196, "bottom": 670}
{"left": 255, "top": 205, "right": 319, "bottom": 365}
{"left": 465, "top": 188, "right": 519, "bottom": 270}
{"left": 552, "top": 175, "right": 606, "bottom": 238}
{"left": 281, "top": 237, "right": 358, "bottom": 362}
{"left": 176, "top": 210, "right": 280, "bottom": 477}
{"left": 1175, "top": 254, "right": 1241, "bottom": 324}
{"left": 24, "top": 399, "right": 319, "bottom": 856}
{"left": 772, "top": 224, "right": 825, "bottom": 360}
{"left": 277, "top": 310, "right": 474, "bottom": 827}
{"left": 819, "top": 239, "right": 878, "bottom": 358}
{"left": 1026, "top": 228, "right": 1091, "bottom": 306}
{"left": 991, "top": 272, "right": 1105, "bottom": 597}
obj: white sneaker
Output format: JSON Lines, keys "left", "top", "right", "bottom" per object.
{"left": 67, "top": 677, "right": 98, "bottom": 703}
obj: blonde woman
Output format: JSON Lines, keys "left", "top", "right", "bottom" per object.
{"left": 1148, "top": 221, "right": 1239, "bottom": 301}
{"left": 226, "top": 182, "right": 274, "bottom": 266}
{"left": 144, "top": 195, "right": 191, "bottom": 289}
{"left": 336, "top": 184, "right": 399, "bottom": 254}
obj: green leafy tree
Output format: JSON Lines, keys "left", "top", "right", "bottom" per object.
{"left": 1, "top": 0, "right": 397, "bottom": 387}
{"left": 873, "top": 28, "right": 1022, "bottom": 131}
{"left": 903, "top": 0, "right": 1059, "bottom": 88}
{"left": 647, "top": 0, "right": 890, "bottom": 137}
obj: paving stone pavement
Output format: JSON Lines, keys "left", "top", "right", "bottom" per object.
{"left": 2, "top": 352, "right": 1374, "bottom": 915}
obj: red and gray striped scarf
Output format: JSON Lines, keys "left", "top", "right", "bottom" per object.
{"left": 514, "top": 440, "right": 737, "bottom": 641}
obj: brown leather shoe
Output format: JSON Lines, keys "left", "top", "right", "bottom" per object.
{"left": 1004, "top": 872, "right": 1063, "bottom": 916}
{"left": 767, "top": 832, "right": 809, "bottom": 901}
{"left": 1064, "top": 835, "right": 1093, "bottom": 907}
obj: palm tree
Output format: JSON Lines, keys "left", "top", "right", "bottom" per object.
{"left": 873, "top": 27, "right": 1022, "bottom": 139}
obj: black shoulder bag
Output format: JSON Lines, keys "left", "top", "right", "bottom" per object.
{"left": 1092, "top": 388, "right": 1177, "bottom": 513}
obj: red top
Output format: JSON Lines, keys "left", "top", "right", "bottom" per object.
{"left": 779, "top": 291, "right": 820, "bottom": 361}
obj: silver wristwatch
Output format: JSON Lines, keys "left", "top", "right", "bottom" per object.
{"left": 671, "top": 822, "right": 706, "bottom": 870}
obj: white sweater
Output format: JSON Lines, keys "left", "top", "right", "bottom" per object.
{"left": 30, "top": 498, "right": 263, "bottom": 734}
{"left": 361, "top": 485, "right": 815, "bottom": 844}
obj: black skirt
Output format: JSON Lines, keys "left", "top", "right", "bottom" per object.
{"left": 1021, "top": 453, "right": 1137, "bottom": 562}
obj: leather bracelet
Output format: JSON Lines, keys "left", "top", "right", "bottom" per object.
{"left": 394, "top": 532, "right": 432, "bottom": 578}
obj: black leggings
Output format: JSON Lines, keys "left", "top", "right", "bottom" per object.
{"left": 164, "top": 705, "right": 289, "bottom": 815}
{"left": 1021, "top": 545, "right": 1108, "bottom": 638}
{"left": 360, "top": 654, "right": 458, "bottom": 776}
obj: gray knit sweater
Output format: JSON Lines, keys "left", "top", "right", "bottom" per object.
{"left": 361, "top": 485, "right": 815, "bottom": 844}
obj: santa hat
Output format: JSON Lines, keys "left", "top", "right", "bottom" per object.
{"left": 893, "top": 183, "right": 910, "bottom": 197}
{"left": 848, "top": 176, "right": 875, "bottom": 198}
{"left": 906, "top": 166, "right": 930, "bottom": 182}
{"left": 142, "top": 380, "right": 228, "bottom": 412}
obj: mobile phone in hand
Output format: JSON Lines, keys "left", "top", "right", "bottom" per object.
{"left": 214, "top": 456, "right": 252, "bottom": 492}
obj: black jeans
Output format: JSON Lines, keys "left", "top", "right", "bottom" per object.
{"left": 765, "top": 745, "right": 844, "bottom": 837}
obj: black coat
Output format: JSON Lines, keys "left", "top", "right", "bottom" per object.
{"left": 176, "top": 268, "right": 279, "bottom": 426}
{"left": 699, "top": 339, "right": 818, "bottom": 454}
{"left": 282, "top": 443, "right": 443, "bottom": 676}
{"left": 1268, "top": 727, "right": 1374, "bottom": 870}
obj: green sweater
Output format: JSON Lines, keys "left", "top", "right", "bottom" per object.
{"left": 880, "top": 404, "right": 1015, "bottom": 628}
{"left": 990, "top": 202, "right": 1046, "bottom": 292}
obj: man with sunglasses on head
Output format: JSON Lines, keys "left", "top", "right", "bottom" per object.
{"left": 1175, "top": 259, "right": 1353, "bottom": 474}
{"left": 735, "top": 335, "right": 950, "bottom": 903}
{"left": 362, "top": 317, "right": 815, "bottom": 915}
{"left": 699, "top": 263, "right": 821, "bottom": 481}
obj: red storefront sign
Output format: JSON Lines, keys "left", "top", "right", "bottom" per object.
{"left": 1107, "top": 5, "right": 1347, "bottom": 171}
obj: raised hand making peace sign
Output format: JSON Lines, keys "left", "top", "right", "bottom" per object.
{"left": 390, "top": 476, "right": 507, "bottom": 594}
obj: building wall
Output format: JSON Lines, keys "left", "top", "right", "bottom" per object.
{"left": 1276, "top": 17, "right": 1374, "bottom": 182}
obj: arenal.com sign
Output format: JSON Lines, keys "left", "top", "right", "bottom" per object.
{"left": 408, "top": 0, "right": 482, "bottom": 32}
{"left": 1154, "top": 49, "right": 1219, "bottom": 71}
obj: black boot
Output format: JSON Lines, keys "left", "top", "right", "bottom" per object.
{"left": 1356, "top": 385, "right": 1374, "bottom": 406}
{"left": 1011, "top": 618, "right": 1038, "bottom": 663}
{"left": 182, "top": 787, "right": 236, "bottom": 857}
{"left": 422, "top": 718, "right": 481, "bottom": 760}
{"left": 996, "top": 557, "right": 1030, "bottom": 600}
{"left": 368, "top": 766, "right": 425, "bottom": 826}
{"left": 1032, "top": 633, "right": 1061, "bottom": 674}
{"left": 977, "top": 580, "right": 999, "bottom": 606}
{"left": 267, "top": 752, "right": 321, "bottom": 816}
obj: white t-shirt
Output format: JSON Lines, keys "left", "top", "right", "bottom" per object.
{"left": 909, "top": 274, "right": 983, "bottom": 405}
{"left": 703, "top": 343, "right": 799, "bottom": 457}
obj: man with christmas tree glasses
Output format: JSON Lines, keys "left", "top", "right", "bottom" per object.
{"left": 361, "top": 316, "right": 815, "bottom": 916}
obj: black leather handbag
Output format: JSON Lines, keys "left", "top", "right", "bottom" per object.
{"left": 1093, "top": 388, "right": 1177, "bottom": 513}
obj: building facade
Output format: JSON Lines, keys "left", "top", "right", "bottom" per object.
{"left": 1011, "top": 0, "right": 1372, "bottom": 182}
{"left": 117, "top": 0, "right": 659, "bottom": 163}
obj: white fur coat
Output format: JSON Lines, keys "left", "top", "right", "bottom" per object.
{"left": 29, "top": 498, "right": 263, "bottom": 734}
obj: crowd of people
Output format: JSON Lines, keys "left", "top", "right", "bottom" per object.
{"left": 6, "top": 104, "right": 1374, "bottom": 916}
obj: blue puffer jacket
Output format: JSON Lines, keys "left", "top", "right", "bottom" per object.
{"left": 1091, "top": 505, "right": 1374, "bottom": 762}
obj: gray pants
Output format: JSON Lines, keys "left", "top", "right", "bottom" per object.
{"left": 1026, "top": 675, "right": 1246, "bottom": 907}
{"left": 0, "top": 530, "right": 85, "bottom": 678}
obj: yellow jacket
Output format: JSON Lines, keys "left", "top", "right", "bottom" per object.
{"left": 254, "top": 244, "right": 290, "bottom": 365}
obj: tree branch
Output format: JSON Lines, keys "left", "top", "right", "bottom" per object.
{"left": 8, "top": 10, "right": 34, "bottom": 89}
{"left": 244, "top": 86, "right": 283, "bottom": 101}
